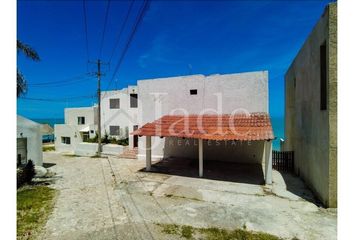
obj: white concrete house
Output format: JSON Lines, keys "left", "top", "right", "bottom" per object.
{"left": 132, "top": 71, "right": 274, "bottom": 184}
{"left": 17, "top": 115, "right": 43, "bottom": 166}
{"left": 136, "top": 71, "right": 269, "bottom": 160}
{"left": 54, "top": 106, "right": 98, "bottom": 153}
{"left": 101, "top": 85, "right": 139, "bottom": 149}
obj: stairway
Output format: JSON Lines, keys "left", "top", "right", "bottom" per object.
{"left": 118, "top": 147, "right": 138, "bottom": 159}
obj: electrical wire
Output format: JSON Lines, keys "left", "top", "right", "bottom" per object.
{"left": 104, "top": 0, "right": 149, "bottom": 93}
{"left": 27, "top": 73, "right": 94, "bottom": 86}
{"left": 28, "top": 77, "right": 96, "bottom": 88}
{"left": 82, "top": 0, "right": 90, "bottom": 62}
{"left": 108, "top": 0, "right": 136, "bottom": 64}
{"left": 99, "top": 0, "right": 112, "bottom": 59}
{"left": 20, "top": 95, "right": 96, "bottom": 102}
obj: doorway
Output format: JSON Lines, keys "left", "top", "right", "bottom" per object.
{"left": 133, "top": 125, "right": 139, "bottom": 147}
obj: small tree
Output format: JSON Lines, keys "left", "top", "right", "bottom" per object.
{"left": 17, "top": 40, "right": 40, "bottom": 97}
{"left": 17, "top": 160, "right": 35, "bottom": 188}
{"left": 23, "top": 160, "right": 35, "bottom": 183}
{"left": 102, "top": 131, "right": 109, "bottom": 144}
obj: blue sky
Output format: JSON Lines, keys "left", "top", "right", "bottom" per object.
{"left": 17, "top": 0, "right": 332, "bottom": 119}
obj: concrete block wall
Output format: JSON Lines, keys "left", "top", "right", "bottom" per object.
{"left": 284, "top": 3, "right": 337, "bottom": 207}
{"left": 75, "top": 143, "right": 98, "bottom": 157}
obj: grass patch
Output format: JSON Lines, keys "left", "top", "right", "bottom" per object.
{"left": 199, "top": 227, "right": 280, "bottom": 240}
{"left": 181, "top": 225, "right": 194, "bottom": 239}
{"left": 62, "top": 154, "right": 79, "bottom": 157}
{"left": 90, "top": 155, "right": 108, "bottom": 159}
{"left": 17, "top": 186, "right": 58, "bottom": 239}
{"left": 42, "top": 145, "right": 55, "bottom": 152}
{"left": 156, "top": 223, "right": 281, "bottom": 240}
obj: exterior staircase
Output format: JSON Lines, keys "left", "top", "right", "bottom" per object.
{"left": 118, "top": 147, "right": 138, "bottom": 159}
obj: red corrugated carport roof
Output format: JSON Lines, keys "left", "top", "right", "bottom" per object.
{"left": 131, "top": 113, "right": 275, "bottom": 141}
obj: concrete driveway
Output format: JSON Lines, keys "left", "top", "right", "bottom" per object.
{"left": 40, "top": 152, "right": 336, "bottom": 240}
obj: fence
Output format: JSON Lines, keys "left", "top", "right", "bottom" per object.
{"left": 272, "top": 150, "right": 294, "bottom": 172}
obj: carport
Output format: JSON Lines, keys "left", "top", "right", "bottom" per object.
{"left": 132, "top": 113, "right": 275, "bottom": 184}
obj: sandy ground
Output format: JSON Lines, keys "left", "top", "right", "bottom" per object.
{"left": 40, "top": 152, "right": 337, "bottom": 240}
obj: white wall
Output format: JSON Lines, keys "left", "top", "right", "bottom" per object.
{"left": 55, "top": 106, "right": 98, "bottom": 154}
{"left": 74, "top": 142, "right": 98, "bottom": 157}
{"left": 54, "top": 124, "right": 82, "bottom": 153}
{"left": 102, "top": 144, "right": 125, "bottom": 155}
{"left": 65, "top": 106, "right": 97, "bottom": 127}
{"left": 136, "top": 71, "right": 269, "bottom": 162}
{"left": 101, "top": 86, "right": 138, "bottom": 149}
{"left": 17, "top": 116, "right": 43, "bottom": 166}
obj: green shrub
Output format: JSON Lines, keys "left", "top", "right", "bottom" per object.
{"left": 102, "top": 131, "right": 109, "bottom": 144}
{"left": 86, "top": 133, "right": 98, "bottom": 143}
{"left": 84, "top": 133, "right": 129, "bottom": 146}
{"left": 116, "top": 138, "right": 129, "bottom": 146}
{"left": 17, "top": 160, "right": 35, "bottom": 189}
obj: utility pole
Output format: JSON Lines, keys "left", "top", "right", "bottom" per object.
{"left": 96, "top": 59, "right": 102, "bottom": 156}
{"left": 89, "top": 59, "right": 107, "bottom": 156}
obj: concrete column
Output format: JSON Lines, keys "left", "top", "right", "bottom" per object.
{"left": 264, "top": 140, "right": 273, "bottom": 185}
{"left": 199, "top": 138, "right": 203, "bottom": 177}
{"left": 146, "top": 136, "right": 151, "bottom": 171}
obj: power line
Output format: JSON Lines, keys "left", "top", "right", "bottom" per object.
{"left": 82, "top": 0, "right": 90, "bottom": 63}
{"left": 108, "top": 0, "right": 136, "bottom": 64}
{"left": 20, "top": 95, "right": 96, "bottom": 102}
{"left": 27, "top": 73, "right": 94, "bottom": 86}
{"left": 105, "top": 0, "right": 150, "bottom": 93}
{"left": 28, "top": 77, "right": 96, "bottom": 88}
{"left": 99, "top": 0, "right": 112, "bottom": 59}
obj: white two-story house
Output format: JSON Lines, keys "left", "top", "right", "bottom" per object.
{"left": 54, "top": 106, "right": 98, "bottom": 153}
{"left": 101, "top": 85, "right": 139, "bottom": 149}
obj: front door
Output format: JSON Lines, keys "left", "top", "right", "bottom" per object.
{"left": 17, "top": 138, "right": 27, "bottom": 166}
{"left": 133, "top": 125, "right": 138, "bottom": 147}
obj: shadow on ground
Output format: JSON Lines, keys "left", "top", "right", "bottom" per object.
{"left": 139, "top": 157, "right": 265, "bottom": 185}
{"left": 277, "top": 171, "right": 322, "bottom": 206}
{"left": 43, "top": 163, "right": 56, "bottom": 168}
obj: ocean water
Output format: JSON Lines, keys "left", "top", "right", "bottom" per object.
{"left": 271, "top": 116, "right": 285, "bottom": 151}
{"left": 30, "top": 117, "right": 285, "bottom": 150}
{"left": 31, "top": 118, "right": 64, "bottom": 127}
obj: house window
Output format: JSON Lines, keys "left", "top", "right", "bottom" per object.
{"left": 130, "top": 94, "right": 138, "bottom": 108}
{"left": 78, "top": 116, "right": 85, "bottom": 125}
{"left": 190, "top": 89, "right": 197, "bottom": 95}
{"left": 90, "top": 130, "right": 94, "bottom": 134}
{"left": 110, "top": 98, "right": 120, "bottom": 109}
{"left": 320, "top": 41, "right": 327, "bottom": 110}
{"left": 109, "top": 126, "right": 120, "bottom": 136}
{"left": 61, "top": 137, "right": 71, "bottom": 144}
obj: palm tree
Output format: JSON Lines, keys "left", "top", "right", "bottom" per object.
{"left": 17, "top": 40, "right": 40, "bottom": 97}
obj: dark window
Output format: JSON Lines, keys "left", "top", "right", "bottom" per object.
{"left": 61, "top": 137, "right": 71, "bottom": 144}
{"left": 90, "top": 130, "right": 94, "bottom": 134}
{"left": 110, "top": 98, "right": 120, "bottom": 109}
{"left": 320, "top": 41, "right": 327, "bottom": 110}
{"left": 130, "top": 94, "right": 138, "bottom": 108}
{"left": 78, "top": 117, "right": 85, "bottom": 125}
{"left": 190, "top": 89, "right": 197, "bottom": 95}
{"left": 133, "top": 125, "right": 138, "bottom": 147}
{"left": 109, "top": 126, "right": 120, "bottom": 136}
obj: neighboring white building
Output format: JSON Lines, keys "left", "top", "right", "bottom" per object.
{"left": 54, "top": 106, "right": 98, "bottom": 153}
{"left": 17, "top": 115, "right": 43, "bottom": 166}
{"left": 101, "top": 85, "right": 139, "bottom": 149}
